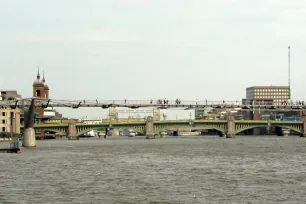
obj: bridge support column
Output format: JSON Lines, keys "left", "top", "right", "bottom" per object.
{"left": 68, "top": 119, "right": 79, "bottom": 140}
{"left": 160, "top": 131, "right": 167, "bottom": 138}
{"left": 226, "top": 116, "right": 235, "bottom": 138}
{"left": 22, "top": 99, "right": 36, "bottom": 147}
{"left": 108, "top": 129, "right": 119, "bottom": 136}
{"left": 282, "top": 129, "right": 290, "bottom": 136}
{"left": 302, "top": 114, "right": 306, "bottom": 137}
{"left": 145, "top": 116, "right": 155, "bottom": 139}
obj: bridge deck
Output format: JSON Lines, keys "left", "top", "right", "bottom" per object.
{"left": 1, "top": 99, "right": 306, "bottom": 111}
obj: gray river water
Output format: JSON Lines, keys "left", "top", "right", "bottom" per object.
{"left": 1, "top": 136, "right": 306, "bottom": 204}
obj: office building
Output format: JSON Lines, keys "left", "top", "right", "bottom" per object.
{"left": 245, "top": 86, "right": 290, "bottom": 105}
{"left": 244, "top": 86, "right": 290, "bottom": 120}
{"left": 0, "top": 90, "right": 21, "bottom": 133}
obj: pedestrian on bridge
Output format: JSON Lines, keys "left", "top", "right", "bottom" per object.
{"left": 124, "top": 98, "right": 127, "bottom": 104}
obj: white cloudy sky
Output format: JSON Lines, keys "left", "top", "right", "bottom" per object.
{"left": 1, "top": 0, "right": 306, "bottom": 119}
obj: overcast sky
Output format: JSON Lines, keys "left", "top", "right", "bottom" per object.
{"left": 1, "top": 0, "right": 306, "bottom": 119}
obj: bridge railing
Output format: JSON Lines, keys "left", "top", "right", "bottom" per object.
{"left": 49, "top": 100, "right": 242, "bottom": 106}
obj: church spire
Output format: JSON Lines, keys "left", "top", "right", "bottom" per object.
{"left": 37, "top": 66, "right": 40, "bottom": 80}
{"left": 42, "top": 70, "right": 45, "bottom": 83}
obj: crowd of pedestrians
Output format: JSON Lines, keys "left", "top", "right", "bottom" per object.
{"left": 281, "top": 100, "right": 305, "bottom": 105}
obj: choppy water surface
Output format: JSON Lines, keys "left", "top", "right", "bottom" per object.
{"left": 1, "top": 136, "right": 306, "bottom": 204}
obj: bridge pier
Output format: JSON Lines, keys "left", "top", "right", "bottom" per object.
{"left": 145, "top": 116, "right": 155, "bottom": 139}
{"left": 108, "top": 129, "right": 119, "bottom": 136}
{"left": 302, "top": 114, "right": 306, "bottom": 137}
{"left": 22, "top": 99, "right": 36, "bottom": 147}
{"left": 226, "top": 116, "right": 235, "bottom": 138}
{"left": 282, "top": 129, "right": 290, "bottom": 136}
{"left": 160, "top": 131, "right": 167, "bottom": 138}
{"left": 68, "top": 119, "right": 79, "bottom": 140}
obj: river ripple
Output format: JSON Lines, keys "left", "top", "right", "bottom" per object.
{"left": 1, "top": 136, "right": 306, "bottom": 204}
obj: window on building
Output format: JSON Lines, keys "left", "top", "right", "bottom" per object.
{"left": 2, "top": 112, "right": 5, "bottom": 116}
{"left": 2, "top": 120, "right": 5, "bottom": 124}
{"left": 36, "top": 90, "right": 41, "bottom": 97}
{"left": 2, "top": 127, "right": 5, "bottom": 132}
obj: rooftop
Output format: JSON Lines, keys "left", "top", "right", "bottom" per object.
{"left": 247, "top": 86, "right": 289, "bottom": 89}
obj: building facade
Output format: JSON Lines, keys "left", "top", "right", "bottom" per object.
{"left": 244, "top": 86, "right": 290, "bottom": 120}
{"left": 245, "top": 86, "right": 290, "bottom": 105}
{"left": 0, "top": 107, "right": 20, "bottom": 133}
{"left": 195, "top": 108, "right": 213, "bottom": 119}
{"left": 109, "top": 107, "right": 161, "bottom": 121}
{"left": 1, "top": 90, "right": 22, "bottom": 100}
{"left": 0, "top": 90, "right": 21, "bottom": 134}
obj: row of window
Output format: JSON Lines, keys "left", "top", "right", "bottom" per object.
{"left": 255, "top": 96, "right": 289, "bottom": 99}
{"left": 254, "top": 93, "right": 289, "bottom": 96}
{"left": 254, "top": 89, "right": 289, "bottom": 92}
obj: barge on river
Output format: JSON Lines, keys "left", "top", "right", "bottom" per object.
{"left": 0, "top": 132, "right": 22, "bottom": 154}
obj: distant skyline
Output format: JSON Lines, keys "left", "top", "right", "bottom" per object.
{"left": 1, "top": 0, "right": 306, "bottom": 119}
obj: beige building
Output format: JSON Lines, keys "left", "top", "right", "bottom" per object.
{"left": 244, "top": 86, "right": 290, "bottom": 120}
{"left": 246, "top": 86, "right": 290, "bottom": 105}
{"left": 0, "top": 90, "right": 21, "bottom": 133}
{"left": 0, "top": 107, "right": 21, "bottom": 133}
{"left": 1, "top": 90, "right": 22, "bottom": 100}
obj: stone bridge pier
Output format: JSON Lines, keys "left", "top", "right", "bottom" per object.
{"left": 68, "top": 119, "right": 79, "bottom": 140}
{"left": 145, "top": 116, "right": 154, "bottom": 139}
{"left": 226, "top": 116, "right": 235, "bottom": 138}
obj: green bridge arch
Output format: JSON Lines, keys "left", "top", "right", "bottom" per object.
{"left": 154, "top": 125, "right": 226, "bottom": 135}
{"left": 236, "top": 125, "right": 303, "bottom": 135}
{"left": 43, "top": 129, "right": 67, "bottom": 136}
{"left": 76, "top": 126, "right": 146, "bottom": 136}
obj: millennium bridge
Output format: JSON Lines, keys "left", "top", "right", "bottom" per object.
{"left": 1, "top": 98, "right": 306, "bottom": 111}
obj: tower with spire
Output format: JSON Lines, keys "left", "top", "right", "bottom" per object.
{"left": 42, "top": 70, "right": 49, "bottom": 98}
{"left": 33, "top": 67, "right": 50, "bottom": 120}
{"left": 33, "top": 67, "right": 49, "bottom": 99}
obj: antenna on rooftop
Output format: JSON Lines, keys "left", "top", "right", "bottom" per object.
{"left": 288, "top": 46, "right": 291, "bottom": 99}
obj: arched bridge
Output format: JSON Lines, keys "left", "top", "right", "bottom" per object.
{"left": 21, "top": 118, "right": 306, "bottom": 138}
